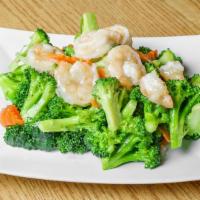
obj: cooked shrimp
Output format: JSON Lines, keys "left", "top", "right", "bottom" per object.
{"left": 105, "top": 24, "right": 131, "bottom": 45}
{"left": 139, "top": 70, "right": 173, "bottom": 108}
{"left": 106, "top": 45, "right": 146, "bottom": 88}
{"left": 159, "top": 61, "right": 184, "bottom": 81}
{"left": 26, "top": 43, "right": 63, "bottom": 74}
{"left": 54, "top": 61, "right": 98, "bottom": 106}
{"left": 74, "top": 25, "right": 130, "bottom": 60}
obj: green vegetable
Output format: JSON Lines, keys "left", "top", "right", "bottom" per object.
{"left": 75, "top": 12, "right": 99, "bottom": 38}
{"left": 38, "top": 108, "right": 106, "bottom": 132}
{"left": 185, "top": 103, "right": 200, "bottom": 140}
{"left": 130, "top": 86, "right": 169, "bottom": 133}
{"left": 64, "top": 45, "right": 75, "bottom": 57}
{"left": 138, "top": 46, "right": 151, "bottom": 54}
{"left": 190, "top": 74, "right": 200, "bottom": 87}
{"left": 4, "top": 124, "right": 58, "bottom": 151}
{"left": 152, "top": 49, "right": 182, "bottom": 67}
{"left": 10, "top": 29, "right": 49, "bottom": 70}
{"left": 20, "top": 68, "right": 56, "bottom": 121}
{"left": 143, "top": 62, "right": 156, "bottom": 73}
{"left": 167, "top": 79, "right": 200, "bottom": 149}
{"left": 0, "top": 65, "right": 30, "bottom": 108}
{"left": 92, "top": 78, "right": 126, "bottom": 132}
{"left": 102, "top": 117, "right": 161, "bottom": 169}
{"left": 57, "top": 131, "right": 88, "bottom": 154}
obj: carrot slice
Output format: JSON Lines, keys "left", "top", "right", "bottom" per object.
{"left": 97, "top": 67, "right": 107, "bottom": 78}
{"left": 47, "top": 53, "right": 92, "bottom": 65}
{"left": 91, "top": 99, "right": 99, "bottom": 108}
{"left": 138, "top": 50, "right": 158, "bottom": 62}
{"left": 159, "top": 127, "right": 170, "bottom": 143}
{"left": 0, "top": 105, "right": 24, "bottom": 127}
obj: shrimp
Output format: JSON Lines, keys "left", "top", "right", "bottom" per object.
{"left": 54, "top": 61, "right": 98, "bottom": 106}
{"left": 105, "top": 24, "right": 131, "bottom": 45}
{"left": 74, "top": 25, "right": 130, "bottom": 60}
{"left": 159, "top": 61, "right": 184, "bottom": 81}
{"left": 139, "top": 70, "right": 173, "bottom": 108}
{"left": 106, "top": 45, "right": 146, "bottom": 88}
{"left": 26, "top": 43, "right": 63, "bottom": 74}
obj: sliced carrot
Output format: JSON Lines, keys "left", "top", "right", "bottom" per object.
{"left": 47, "top": 53, "right": 92, "bottom": 65}
{"left": 97, "top": 67, "right": 107, "bottom": 78}
{"left": 137, "top": 50, "right": 158, "bottom": 62}
{"left": 0, "top": 105, "right": 24, "bottom": 127}
{"left": 47, "top": 53, "right": 78, "bottom": 64}
{"left": 91, "top": 99, "right": 99, "bottom": 108}
{"left": 159, "top": 127, "right": 170, "bottom": 143}
{"left": 147, "top": 50, "right": 158, "bottom": 60}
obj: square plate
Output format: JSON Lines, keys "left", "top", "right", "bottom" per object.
{"left": 0, "top": 28, "right": 200, "bottom": 184}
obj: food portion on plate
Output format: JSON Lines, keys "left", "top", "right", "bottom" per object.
{"left": 0, "top": 13, "right": 200, "bottom": 170}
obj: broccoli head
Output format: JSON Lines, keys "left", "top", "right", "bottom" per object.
{"left": 4, "top": 124, "right": 58, "bottom": 151}
{"left": 20, "top": 68, "right": 56, "bottom": 121}
{"left": 102, "top": 117, "right": 161, "bottom": 169}
{"left": 138, "top": 46, "right": 152, "bottom": 54}
{"left": 64, "top": 45, "right": 75, "bottom": 57}
{"left": 167, "top": 79, "right": 200, "bottom": 149}
{"left": 92, "top": 78, "right": 125, "bottom": 132}
{"left": 190, "top": 74, "right": 200, "bottom": 87}
{"left": 130, "top": 86, "right": 169, "bottom": 133}
{"left": 0, "top": 65, "right": 30, "bottom": 108}
{"left": 57, "top": 131, "right": 88, "bottom": 154}
{"left": 10, "top": 28, "right": 49, "bottom": 69}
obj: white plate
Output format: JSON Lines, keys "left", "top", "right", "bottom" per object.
{"left": 0, "top": 28, "right": 200, "bottom": 184}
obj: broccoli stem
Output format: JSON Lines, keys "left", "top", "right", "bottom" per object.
{"left": 75, "top": 12, "right": 98, "bottom": 38}
{"left": 23, "top": 82, "right": 55, "bottom": 119}
{"left": 102, "top": 95, "right": 121, "bottom": 132}
{"left": 81, "top": 12, "right": 98, "bottom": 34}
{"left": 38, "top": 116, "right": 80, "bottom": 132}
{"left": 102, "top": 135, "right": 139, "bottom": 169}
{"left": 21, "top": 75, "right": 43, "bottom": 116}
{"left": 170, "top": 94, "right": 200, "bottom": 148}
{"left": 122, "top": 100, "right": 137, "bottom": 118}
{"left": 144, "top": 113, "right": 159, "bottom": 133}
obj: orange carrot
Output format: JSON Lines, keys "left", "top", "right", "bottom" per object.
{"left": 47, "top": 53, "right": 92, "bottom": 65}
{"left": 91, "top": 99, "right": 99, "bottom": 108}
{"left": 137, "top": 50, "right": 158, "bottom": 62}
{"left": 97, "top": 67, "right": 107, "bottom": 78}
{"left": 159, "top": 127, "right": 170, "bottom": 143}
{"left": 0, "top": 105, "right": 24, "bottom": 127}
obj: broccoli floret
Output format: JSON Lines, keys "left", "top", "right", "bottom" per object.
{"left": 167, "top": 79, "right": 200, "bottom": 149}
{"left": 4, "top": 124, "right": 58, "bottom": 151}
{"left": 130, "top": 86, "right": 169, "bottom": 133}
{"left": 63, "top": 45, "right": 75, "bottom": 57}
{"left": 57, "top": 131, "right": 88, "bottom": 154}
{"left": 75, "top": 12, "right": 99, "bottom": 38}
{"left": 102, "top": 117, "right": 161, "bottom": 169}
{"left": 138, "top": 46, "right": 152, "bottom": 54}
{"left": 185, "top": 103, "right": 200, "bottom": 140}
{"left": 38, "top": 108, "right": 109, "bottom": 156}
{"left": 190, "top": 74, "right": 200, "bottom": 87}
{"left": 10, "top": 29, "right": 49, "bottom": 69}
{"left": 84, "top": 127, "right": 118, "bottom": 157}
{"left": 0, "top": 65, "right": 30, "bottom": 108}
{"left": 143, "top": 62, "right": 156, "bottom": 73}
{"left": 34, "top": 96, "right": 78, "bottom": 121}
{"left": 38, "top": 108, "right": 106, "bottom": 132}
{"left": 20, "top": 68, "right": 56, "bottom": 121}
{"left": 153, "top": 49, "right": 182, "bottom": 67}
{"left": 92, "top": 78, "right": 125, "bottom": 132}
